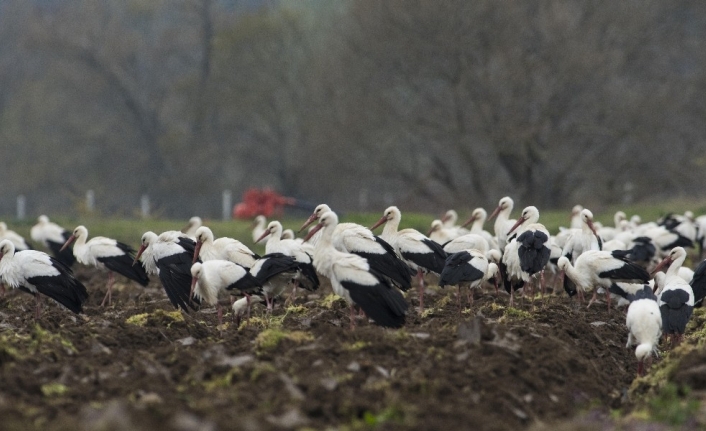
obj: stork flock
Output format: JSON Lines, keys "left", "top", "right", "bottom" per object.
{"left": 1, "top": 199, "right": 706, "bottom": 376}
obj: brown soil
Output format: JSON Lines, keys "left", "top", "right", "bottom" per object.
{"left": 0, "top": 268, "right": 640, "bottom": 431}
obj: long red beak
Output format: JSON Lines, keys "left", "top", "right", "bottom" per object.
{"left": 369, "top": 216, "right": 388, "bottom": 231}
{"left": 60, "top": 235, "right": 75, "bottom": 252}
{"left": 303, "top": 222, "right": 324, "bottom": 243}
{"left": 299, "top": 213, "right": 318, "bottom": 234}
{"left": 488, "top": 205, "right": 502, "bottom": 221}
{"left": 651, "top": 257, "right": 672, "bottom": 277}
{"left": 461, "top": 215, "right": 476, "bottom": 229}
{"left": 192, "top": 241, "right": 203, "bottom": 264}
{"left": 133, "top": 244, "right": 147, "bottom": 266}
{"left": 255, "top": 229, "right": 271, "bottom": 243}
{"left": 507, "top": 217, "right": 526, "bottom": 236}
{"left": 587, "top": 220, "right": 600, "bottom": 241}
{"left": 190, "top": 276, "right": 198, "bottom": 299}
{"left": 426, "top": 226, "right": 437, "bottom": 236}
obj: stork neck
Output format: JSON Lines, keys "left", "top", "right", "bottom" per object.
{"left": 666, "top": 255, "right": 685, "bottom": 278}
{"left": 382, "top": 217, "right": 399, "bottom": 238}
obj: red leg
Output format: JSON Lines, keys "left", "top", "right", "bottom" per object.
{"left": 35, "top": 293, "right": 42, "bottom": 320}
{"left": 349, "top": 304, "right": 357, "bottom": 330}
{"left": 417, "top": 269, "right": 425, "bottom": 315}
{"left": 217, "top": 303, "right": 223, "bottom": 326}
{"left": 101, "top": 272, "right": 115, "bottom": 307}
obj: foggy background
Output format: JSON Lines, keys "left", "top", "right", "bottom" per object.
{"left": 1, "top": 0, "right": 705, "bottom": 219}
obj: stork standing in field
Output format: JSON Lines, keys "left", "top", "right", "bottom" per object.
{"left": 561, "top": 209, "right": 603, "bottom": 262}
{"left": 251, "top": 215, "right": 268, "bottom": 244}
{"left": 439, "top": 249, "right": 498, "bottom": 309}
{"left": 370, "top": 206, "right": 447, "bottom": 314}
{"left": 193, "top": 226, "right": 259, "bottom": 269}
{"left": 249, "top": 253, "right": 300, "bottom": 311}
{"left": 651, "top": 247, "right": 694, "bottom": 347}
{"left": 181, "top": 216, "right": 203, "bottom": 238}
{"left": 256, "top": 221, "right": 319, "bottom": 301}
{"left": 299, "top": 204, "right": 412, "bottom": 292}
{"left": 62, "top": 226, "right": 149, "bottom": 306}
{"left": 502, "top": 206, "right": 551, "bottom": 304}
{"left": 305, "top": 211, "right": 408, "bottom": 328}
{"left": 190, "top": 260, "right": 263, "bottom": 326}
{"left": 135, "top": 230, "right": 200, "bottom": 312}
{"left": 488, "top": 197, "right": 516, "bottom": 252}
{"left": 30, "top": 215, "right": 76, "bottom": 267}
{"left": 610, "top": 283, "right": 661, "bottom": 376}
{"left": 557, "top": 250, "right": 650, "bottom": 310}
{"left": 0, "top": 222, "right": 32, "bottom": 251}
{"left": 0, "top": 240, "right": 88, "bottom": 318}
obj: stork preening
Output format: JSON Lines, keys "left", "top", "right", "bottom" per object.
{"left": 134, "top": 231, "right": 200, "bottom": 312}
{"left": 306, "top": 211, "right": 408, "bottom": 328}
{"left": 0, "top": 240, "right": 88, "bottom": 318}
{"left": 193, "top": 226, "right": 259, "bottom": 269}
{"left": 30, "top": 215, "right": 76, "bottom": 267}
{"left": 62, "top": 226, "right": 149, "bottom": 306}
{"left": 190, "top": 260, "right": 262, "bottom": 326}
{"left": 608, "top": 283, "right": 661, "bottom": 376}
{"left": 300, "top": 204, "right": 412, "bottom": 292}
{"left": 558, "top": 250, "right": 650, "bottom": 310}
{"left": 652, "top": 247, "right": 694, "bottom": 347}
{"left": 370, "top": 206, "right": 447, "bottom": 314}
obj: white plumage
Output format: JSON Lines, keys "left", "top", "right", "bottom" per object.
{"left": 194, "top": 226, "right": 258, "bottom": 269}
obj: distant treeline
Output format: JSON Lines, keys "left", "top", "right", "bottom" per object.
{"left": 1, "top": 0, "right": 705, "bottom": 218}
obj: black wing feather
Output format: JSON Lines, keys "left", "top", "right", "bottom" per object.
{"left": 691, "top": 259, "right": 706, "bottom": 305}
{"left": 517, "top": 230, "right": 550, "bottom": 275}
{"left": 97, "top": 253, "right": 150, "bottom": 286}
{"left": 156, "top": 252, "right": 200, "bottom": 311}
{"left": 599, "top": 255, "right": 650, "bottom": 283}
{"left": 401, "top": 239, "right": 447, "bottom": 274}
{"left": 660, "top": 289, "right": 693, "bottom": 334}
{"left": 341, "top": 277, "right": 407, "bottom": 328}
{"left": 439, "top": 251, "right": 484, "bottom": 287}
{"left": 46, "top": 239, "right": 76, "bottom": 267}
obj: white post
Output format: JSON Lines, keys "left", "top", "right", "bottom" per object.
{"left": 86, "top": 190, "right": 95, "bottom": 213}
{"left": 222, "top": 190, "right": 232, "bottom": 221}
{"left": 141, "top": 194, "right": 150, "bottom": 218}
{"left": 16, "top": 195, "right": 26, "bottom": 220}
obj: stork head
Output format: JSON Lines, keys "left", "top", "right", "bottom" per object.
{"left": 251, "top": 215, "right": 267, "bottom": 228}
{"left": 303, "top": 211, "right": 338, "bottom": 242}
{"left": 442, "top": 209, "right": 458, "bottom": 224}
{"left": 182, "top": 216, "right": 202, "bottom": 234}
{"left": 281, "top": 229, "right": 295, "bottom": 240}
{"left": 299, "top": 204, "right": 332, "bottom": 233}
{"left": 190, "top": 262, "right": 203, "bottom": 299}
{"left": 60, "top": 225, "right": 86, "bottom": 252}
{"left": 489, "top": 197, "right": 513, "bottom": 221}
{"left": 571, "top": 204, "right": 583, "bottom": 217}
{"left": 581, "top": 209, "right": 599, "bottom": 237}
{"left": 507, "top": 206, "right": 539, "bottom": 235}
{"left": 37, "top": 215, "right": 50, "bottom": 224}
{"left": 256, "top": 221, "right": 283, "bottom": 243}
{"left": 134, "top": 231, "right": 157, "bottom": 265}
{"left": 427, "top": 220, "right": 443, "bottom": 236}
{"left": 651, "top": 247, "right": 686, "bottom": 276}
{"left": 462, "top": 208, "right": 487, "bottom": 228}
{"left": 0, "top": 239, "right": 15, "bottom": 260}
{"left": 370, "top": 206, "right": 400, "bottom": 231}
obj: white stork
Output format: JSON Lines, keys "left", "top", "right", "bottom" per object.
{"left": 488, "top": 197, "right": 516, "bottom": 252}
{"left": 502, "top": 206, "right": 551, "bottom": 303}
{"left": 181, "top": 216, "right": 203, "bottom": 238}
{"left": 300, "top": 204, "right": 412, "bottom": 292}
{"left": 256, "top": 221, "right": 319, "bottom": 300}
{"left": 30, "top": 215, "right": 76, "bottom": 267}
{"left": 62, "top": 226, "right": 149, "bottom": 306}
{"left": 561, "top": 209, "right": 603, "bottom": 263}
{"left": 652, "top": 247, "right": 694, "bottom": 347}
{"left": 557, "top": 250, "right": 650, "bottom": 309}
{"left": 569, "top": 205, "right": 584, "bottom": 230}
{"left": 609, "top": 283, "right": 661, "bottom": 376}
{"left": 441, "top": 209, "right": 469, "bottom": 236}
{"left": 0, "top": 240, "right": 88, "bottom": 318}
{"left": 0, "top": 222, "right": 32, "bottom": 251}
{"left": 305, "top": 211, "right": 408, "bottom": 328}
{"left": 193, "top": 226, "right": 259, "bottom": 269}
{"left": 248, "top": 253, "right": 300, "bottom": 311}
{"left": 251, "top": 215, "right": 268, "bottom": 244}
{"left": 134, "top": 230, "right": 199, "bottom": 312}
{"left": 190, "top": 260, "right": 263, "bottom": 325}
{"left": 597, "top": 211, "right": 627, "bottom": 242}
{"left": 439, "top": 249, "right": 496, "bottom": 308}
{"left": 442, "top": 233, "right": 490, "bottom": 256}
{"left": 427, "top": 219, "right": 458, "bottom": 245}
{"left": 370, "top": 206, "right": 447, "bottom": 314}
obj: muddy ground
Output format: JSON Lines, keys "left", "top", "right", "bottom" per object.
{"left": 0, "top": 268, "right": 685, "bottom": 430}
